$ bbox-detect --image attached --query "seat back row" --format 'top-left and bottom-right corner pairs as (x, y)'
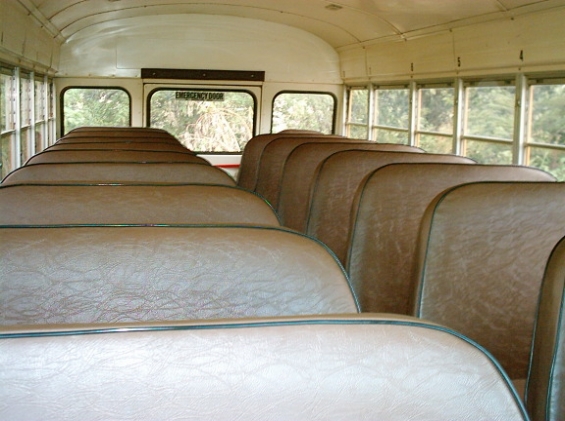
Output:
(0, 314), (529, 420)
(238, 130), (564, 420)
(0, 129), (529, 418)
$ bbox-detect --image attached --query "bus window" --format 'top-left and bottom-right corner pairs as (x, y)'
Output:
(149, 89), (255, 153)
(372, 87), (410, 144)
(416, 85), (454, 154)
(20, 72), (31, 163)
(526, 82), (565, 181)
(272, 92), (335, 134)
(62, 87), (131, 135)
(1, 69), (14, 179)
(463, 83), (515, 164)
(345, 87), (369, 139)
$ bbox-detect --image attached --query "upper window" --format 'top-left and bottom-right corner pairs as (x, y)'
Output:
(526, 81), (565, 181)
(149, 89), (256, 152)
(345, 87), (369, 139)
(272, 92), (335, 134)
(62, 87), (131, 135)
(373, 87), (410, 144)
(463, 82), (515, 164)
(416, 85), (454, 154)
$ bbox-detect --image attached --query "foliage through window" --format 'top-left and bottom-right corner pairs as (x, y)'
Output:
(272, 92), (335, 134)
(373, 88), (409, 144)
(150, 89), (255, 152)
(526, 83), (565, 180)
(417, 86), (454, 153)
(345, 88), (369, 139)
(63, 88), (130, 134)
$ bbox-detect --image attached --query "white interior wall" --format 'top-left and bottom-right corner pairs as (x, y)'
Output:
(57, 14), (342, 85)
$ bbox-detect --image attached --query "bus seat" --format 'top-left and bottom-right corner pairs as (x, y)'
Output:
(47, 141), (194, 153)
(237, 131), (326, 190)
(0, 314), (528, 420)
(306, 150), (474, 264)
(254, 136), (360, 208)
(1, 162), (236, 186)
(347, 163), (556, 315)
(54, 135), (182, 149)
(0, 184), (279, 226)
(0, 225), (357, 325)
(525, 235), (565, 421)
(24, 149), (211, 165)
(278, 142), (423, 231)
(412, 182), (565, 385)
(63, 126), (179, 140)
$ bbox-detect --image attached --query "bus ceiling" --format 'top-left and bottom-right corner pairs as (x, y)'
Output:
(2, 0), (565, 81)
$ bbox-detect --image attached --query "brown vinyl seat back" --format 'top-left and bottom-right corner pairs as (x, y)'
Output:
(25, 149), (210, 165)
(1, 162), (235, 185)
(57, 135), (182, 145)
(0, 184), (279, 226)
(278, 142), (423, 231)
(0, 314), (528, 421)
(347, 163), (556, 315)
(306, 150), (475, 264)
(525, 236), (565, 421)
(0, 225), (358, 325)
(413, 182), (565, 384)
(47, 141), (193, 153)
(63, 126), (178, 140)
(237, 131), (324, 190)
(254, 136), (356, 208)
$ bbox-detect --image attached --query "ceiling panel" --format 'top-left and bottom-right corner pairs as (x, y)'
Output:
(20, 0), (565, 48)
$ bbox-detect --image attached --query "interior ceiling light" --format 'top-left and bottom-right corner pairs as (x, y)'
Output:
(325, 4), (343, 11)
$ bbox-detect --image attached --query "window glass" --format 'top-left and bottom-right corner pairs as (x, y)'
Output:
(417, 86), (454, 153)
(0, 73), (11, 133)
(528, 147), (565, 181)
(465, 140), (512, 164)
(348, 125), (368, 139)
(419, 87), (453, 133)
(526, 83), (565, 181)
(349, 89), (368, 124)
(465, 85), (515, 140)
(373, 128), (409, 144)
(419, 134), (452, 154)
(150, 89), (255, 152)
(63, 88), (130, 134)
(1, 71), (15, 178)
(1, 133), (13, 179)
(529, 84), (565, 146)
(20, 74), (31, 128)
(35, 79), (44, 122)
(345, 88), (369, 139)
(272, 92), (335, 134)
(374, 88), (409, 129)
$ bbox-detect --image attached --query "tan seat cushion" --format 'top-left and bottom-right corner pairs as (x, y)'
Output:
(306, 150), (474, 264)
(1, 162), (235, 185)
(347, 163), (555, 314)
(413, 182), (565, 381)
(278, 142), (422, 231)
(525, 235), (565, 421)
(0, 314), (528, 420)
(0, 184), (278, 226)
(0, 226), (358, 324)
(25, 150), (209, 165)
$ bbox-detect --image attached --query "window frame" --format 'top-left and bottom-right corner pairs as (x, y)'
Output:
(271, 90), (337, 135)
(146, 86), (258, 154)
(60, 86), (132, 136)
